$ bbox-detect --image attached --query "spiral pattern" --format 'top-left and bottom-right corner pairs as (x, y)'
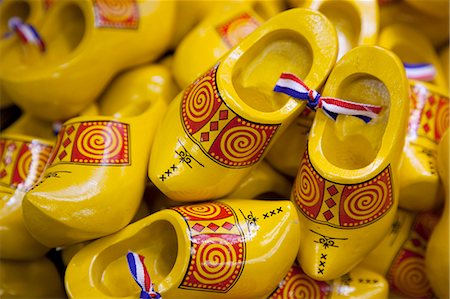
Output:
(193, 237), (239, 285)
(219, 126), (266, 163)
(343, 181), (389, 221)
(283, 273), (322, 299)
(392, 256), (431, 298)
(96, 0), (135, 22)
(185, 76), (216, 124)
(177, 203), (224, 220)
(17, 144), (51, 187)
(76, 125), (123, 160)
(435, 98), (449, 141)
(298, 161), (321, 208)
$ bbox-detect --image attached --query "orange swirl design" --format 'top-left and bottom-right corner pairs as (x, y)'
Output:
(298, 161), (321, 207)
(392, 256), (431, 298)
(96, 0), (135, 22)
(185, 77), (216, 124)
(219, 126), (266, 163)
(343, 181), (389, 221)
(193, 237), (238, 285)
(282, 273), (321, 299)
(435, 98), (449, 141)
(177, 203), (222, 220)
(76, 125), (123, 160)
(16, 145), (50, 188)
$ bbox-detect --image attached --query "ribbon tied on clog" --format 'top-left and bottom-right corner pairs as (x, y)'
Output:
(127, 251), (162, 299)
(6, 17), (45, 52)
(274, 73), (382, 123)
(403, 63), (436, 82)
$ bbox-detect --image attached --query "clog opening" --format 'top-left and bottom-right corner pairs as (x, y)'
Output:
(99, 95), (151, 118)
(44, 3), (85, 64)
(0, 0), (30, 34)
(321, 74), (390, 169)
(232, 30), (313, 112)
(318, 1), (361, 59)
(95, 220), (178, 297)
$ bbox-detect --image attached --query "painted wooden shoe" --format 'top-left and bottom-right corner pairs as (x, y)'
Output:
(379, 25), (449, 211)
(361, 209), (439, 298)
(0, 257), (66, 298)
(291, 45), (409, 280)
(149, 8), (338, 202)
(22, 64), (169, 247)
(228, 160), (292, 199)
(268, 263), (389, 299)
(425, 131), (449, 299)
(172, 2), (283, 89)
(65, 199), (300, 299)
(1, 0), (175, 121)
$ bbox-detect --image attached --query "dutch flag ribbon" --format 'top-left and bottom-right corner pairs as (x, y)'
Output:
(273, 73), (382, 123)
(403, 63), (436, 81)
(126, 251), (162, 299)
(8, 17), (46, 52)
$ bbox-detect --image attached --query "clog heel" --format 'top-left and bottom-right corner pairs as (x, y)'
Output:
(1, 0), (175, 121)
(361, 209), (439, 298)
(149, 8), (338, 202)
(65, 199), (300, 299)
(22, 64), (170, 248)
(0, 257), (66, 298)
(0, 113), (55, 260)
(269, 263), (389, 299)
(291, 45), (409, 280)
(425, 131), (449, 299)
(379, 24), (449, 211)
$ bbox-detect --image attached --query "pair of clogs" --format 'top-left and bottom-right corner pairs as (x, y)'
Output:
(0, 0), (175, 121)
(3, 63), (173, 251)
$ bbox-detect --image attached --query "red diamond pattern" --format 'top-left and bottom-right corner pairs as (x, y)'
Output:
(207, 222), (220, 232)
(327, 185), (338, 196)
(411, 238), (421, 248)
(219, 110), (229, 120)
(222, 222), (234, 230)
(425, 110), (433, 119)
(63, 138), (71, 147)
(192, 223), (205, 232)
(325, 198), (336, 208)
(58, 151), (67, 160)
(423, 123), (430, 133)
(323, 210), (334, 221)
(66, 125), (75, 135)
(210, 121), (219, 131)
(428, 96), (435, 105)
(200, 132), (210, 142)
(0, 169), (7, 178)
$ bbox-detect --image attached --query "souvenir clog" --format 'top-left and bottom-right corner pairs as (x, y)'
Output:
(22, 64), (169, 247)
(291, 45), (409, 280)
(425, 131), (449, 299)
(149, 8), (338, 202)
(228, 160), (292, 199)
(379, 26), (449, 211)
(0, 257), (66, 298)
(361, 209), (439, 298)
(268, 263), (389, 299)
(65, 199), (300, 299)
(172, 1), (284, 89)
(293, 0), (378, 58)
(1, 0), (175, 121)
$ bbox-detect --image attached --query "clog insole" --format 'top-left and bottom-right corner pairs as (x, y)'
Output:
(232, 31), (313, 112)
(321, 74), (390, 170)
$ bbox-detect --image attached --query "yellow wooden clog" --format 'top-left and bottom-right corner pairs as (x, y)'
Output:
(1, 0), (175, 121)
(425, 130), (449, 299)
(0, 257), (66, 298)
(291, 45), (409, 280)
(65, 199), (300, 299)
(361, 209), (439, 298)
(22, 64), (170, 248)
(149, 8), (338, 202)
(379, 25), (449, 211)
(268, 263), (389, 299)
(228, 160), (292, 199)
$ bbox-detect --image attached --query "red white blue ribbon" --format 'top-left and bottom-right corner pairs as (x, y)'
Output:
(8, 17), (45, 52)
(126, 251), (161, 299)
(404, 63), (436, 81)
(274, 73), (382, 123)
